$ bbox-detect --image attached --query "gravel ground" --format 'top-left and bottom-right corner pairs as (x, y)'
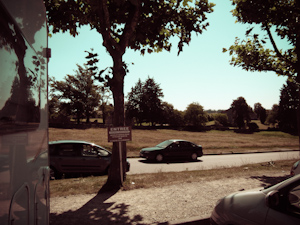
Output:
(50, 170), (289, 225)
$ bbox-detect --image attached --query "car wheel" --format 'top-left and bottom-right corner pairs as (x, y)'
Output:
(155, 154), (164, 162)
(50, 167), (62, 180)
(50, 167), (57, 180)
(191, 152), (198, 161)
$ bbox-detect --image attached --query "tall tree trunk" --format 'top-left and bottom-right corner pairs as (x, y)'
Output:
(296, 1), (300, 154)
(104, 55), (127, 189)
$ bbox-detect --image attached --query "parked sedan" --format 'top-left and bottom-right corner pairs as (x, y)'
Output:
(49, 140), (130, 179)
(210, 174), (300, 225)
(140, 139), (203, 162)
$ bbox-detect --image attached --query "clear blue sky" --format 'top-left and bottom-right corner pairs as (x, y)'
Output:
(48, 0), (289, 111)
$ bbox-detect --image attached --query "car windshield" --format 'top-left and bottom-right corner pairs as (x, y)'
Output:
(156, 140), (173, 148)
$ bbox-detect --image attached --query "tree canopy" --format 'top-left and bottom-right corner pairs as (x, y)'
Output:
(126, 77), (164, 125)
(254, 103), (267, 124)
(126, 78), (146, 125)
(184, 102), (207, 128)
(49, 65), (101, 124)
(224, 0), (298, 80)
(266, 104), (279, 126)
(279, 80), (299, 133)
(231, 97), (251, 129)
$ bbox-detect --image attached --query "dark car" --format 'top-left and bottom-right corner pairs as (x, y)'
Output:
(140, 139), (203, 162)
(49, 140), (130, 179)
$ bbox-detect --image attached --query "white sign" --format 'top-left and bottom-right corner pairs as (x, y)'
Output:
(107, 126), (132, 142)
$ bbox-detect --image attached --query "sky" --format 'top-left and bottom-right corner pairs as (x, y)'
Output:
(48, 0), (290, 111)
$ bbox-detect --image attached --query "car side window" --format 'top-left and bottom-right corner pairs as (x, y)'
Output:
(191, 143), (197, 148)
(288, 184), (300, 215)
(82, 144), (98, 157)
(58, 144), (77, 156)
(170, 142), (179, 149)
(97, 148), (109, 157)
(179, 142), (191, 149)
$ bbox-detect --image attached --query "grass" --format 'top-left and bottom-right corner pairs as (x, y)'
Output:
(50, 159), (297, 197)
(49, 127), (299, 157)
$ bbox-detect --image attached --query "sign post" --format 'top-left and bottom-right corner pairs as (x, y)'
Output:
(107, 126), (132, 183)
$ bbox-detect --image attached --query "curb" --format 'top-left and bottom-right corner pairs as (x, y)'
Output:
(128, 149), (300, 158)
(165, 216), (210, 225)
(204, 149), (300, 156)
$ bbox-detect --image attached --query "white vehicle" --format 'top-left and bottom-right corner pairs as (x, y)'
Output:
(0, 0), (50, 224)
(291, 160), (300, 176)
(210, 175), (300, 225)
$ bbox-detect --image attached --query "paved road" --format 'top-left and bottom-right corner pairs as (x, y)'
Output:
(127, 150), (300, 175)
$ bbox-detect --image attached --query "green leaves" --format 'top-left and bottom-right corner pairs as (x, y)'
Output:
(184, 102), (207, 127)
(227, 0), (298, 80)
(126, 77), (164, 125)
(49, 64), (102, 123)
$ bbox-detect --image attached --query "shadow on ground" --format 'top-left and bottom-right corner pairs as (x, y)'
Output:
(250, 174), (291, 187)
(50, 186), (145, 225)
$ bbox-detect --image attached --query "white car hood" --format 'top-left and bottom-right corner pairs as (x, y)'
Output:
(215, 188), (268, 225)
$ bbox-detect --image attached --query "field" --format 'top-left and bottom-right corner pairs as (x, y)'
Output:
(49, 127), (299, 157)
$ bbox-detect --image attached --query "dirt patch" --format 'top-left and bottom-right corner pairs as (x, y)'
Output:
(50, 171), (289, 225)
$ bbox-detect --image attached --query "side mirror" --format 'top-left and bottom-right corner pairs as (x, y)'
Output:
(266, 190), (280, 208)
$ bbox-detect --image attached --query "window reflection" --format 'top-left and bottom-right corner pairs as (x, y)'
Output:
(0, 0), (47, 134)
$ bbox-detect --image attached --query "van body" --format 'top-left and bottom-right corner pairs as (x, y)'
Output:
(0, 0), (49, 224)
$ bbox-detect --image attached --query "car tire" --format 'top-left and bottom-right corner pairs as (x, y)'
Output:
(191, 152), (198, 161)
(155, 154), (164, 162)
(50, 167), (57, 180)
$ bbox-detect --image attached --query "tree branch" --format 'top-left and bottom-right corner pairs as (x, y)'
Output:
(97, 0), (119, 56)
(264, 22), (295, 68)
(119, 0), (141, 54)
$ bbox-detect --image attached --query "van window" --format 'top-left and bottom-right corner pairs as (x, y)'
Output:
(58, 144), (77, 156)
(82, 144), (98, 157)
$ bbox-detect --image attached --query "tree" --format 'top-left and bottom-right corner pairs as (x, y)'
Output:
(214, 113), (229, 127)
(50, 65), (101, 124)
(159, 102), (185, 127)
(279, 80), (299, 133)
(125, 79), (144, 125)
(266, 104), (279, 127)
(223, 0), (300, 143)
(126, 77), (164, 126)
(254, 103), (267, 124)
(231, 97), (251, 129)
(46, 0), (215, 188)
(48, 95), (60, 120)
(141, 77), (164, 126)
(184, 102), (208, 128)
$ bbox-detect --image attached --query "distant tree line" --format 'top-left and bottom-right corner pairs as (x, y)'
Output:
(49, 64), (298, 134)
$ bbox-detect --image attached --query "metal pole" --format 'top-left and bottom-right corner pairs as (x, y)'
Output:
(119, 142), (123, 183)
